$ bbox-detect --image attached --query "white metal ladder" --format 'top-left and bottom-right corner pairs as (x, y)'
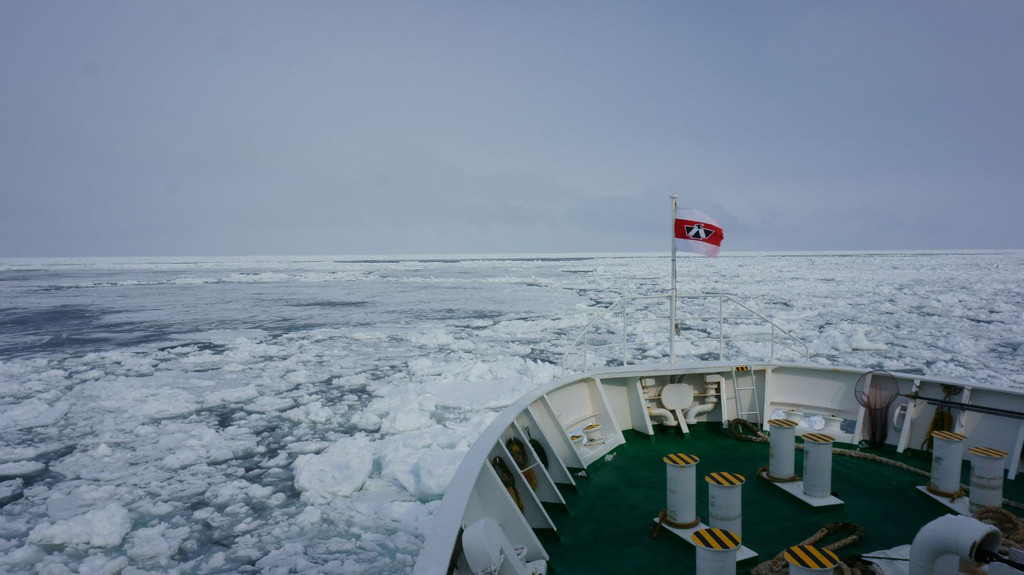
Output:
(732, 367), (761, 424)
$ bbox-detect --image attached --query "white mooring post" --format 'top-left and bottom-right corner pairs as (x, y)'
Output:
(767, 418), (798, 481)
(762, 420), (843, 508)
(969, 445), (1009, 513)
(929, 430), (967, 497)
(692, 527), (741, 575)
(801, 433), (836, 499)
(706, 472), (745, 537)
(664, 453), (700, 527)
(917, 430), (970, 513)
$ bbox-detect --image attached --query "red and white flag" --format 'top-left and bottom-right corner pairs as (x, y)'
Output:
(674, 208), (723, 258)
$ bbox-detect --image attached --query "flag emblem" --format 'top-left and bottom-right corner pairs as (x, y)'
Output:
(684, 223), (715, 241)
(674, 208), (723, 258)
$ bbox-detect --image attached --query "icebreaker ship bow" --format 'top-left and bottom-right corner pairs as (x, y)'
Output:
(413, 204), (1024, 575)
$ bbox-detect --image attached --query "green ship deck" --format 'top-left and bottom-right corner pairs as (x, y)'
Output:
(537, 424), (1024, 574)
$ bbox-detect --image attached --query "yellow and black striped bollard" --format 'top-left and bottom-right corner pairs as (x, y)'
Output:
(692, 527), (741, 575)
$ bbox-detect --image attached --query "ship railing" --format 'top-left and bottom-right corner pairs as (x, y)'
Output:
(561, 293), (809, 376)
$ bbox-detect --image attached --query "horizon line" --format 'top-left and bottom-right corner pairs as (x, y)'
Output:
(2, 248), (1023, 262)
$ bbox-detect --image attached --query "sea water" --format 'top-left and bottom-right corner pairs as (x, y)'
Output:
(1, 252), (1022, 574)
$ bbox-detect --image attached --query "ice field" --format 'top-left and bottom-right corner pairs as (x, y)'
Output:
(1, 252), (1023, 574)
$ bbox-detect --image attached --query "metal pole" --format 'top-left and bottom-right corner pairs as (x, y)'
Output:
(622, 298), (628, 366)
(670, 195), (678, 364)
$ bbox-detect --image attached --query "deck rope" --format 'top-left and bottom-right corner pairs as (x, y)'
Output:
(729, 418), (770, 444)
(651, 509), (701, 539)
(924, 483), (968, 501)
(974, 507), (1024, 550)
(750, 522), (865, 575)
(756, 465), (800, 483)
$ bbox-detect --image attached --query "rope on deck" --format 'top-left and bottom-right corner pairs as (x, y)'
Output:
(651, 509), (701, 539)
(975, 507), (1024, 550)
(749, 522), (864, 575)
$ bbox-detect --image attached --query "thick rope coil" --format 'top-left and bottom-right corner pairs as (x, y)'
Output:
(730, 418), (769, 443)
(974, 506), (1024, 550)
(756, 465), (801, 483)
(652, 509), (701, 539)
(925, 483), (968, 501)
(750, 522), (865, 575)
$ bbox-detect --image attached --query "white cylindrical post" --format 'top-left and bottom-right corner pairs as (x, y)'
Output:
(767, 419), (798, 481)
(706, 472), (745, 537)
(802, 433), (836, 498)
(785, 544), (839, 575)
(968, 446), (1008, 512)
(929, 431), (967, 497)
(664, 453), (700, 527)
(692, 528), (741, 575)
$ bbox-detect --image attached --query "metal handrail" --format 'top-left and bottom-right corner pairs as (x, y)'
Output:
(561, 293), (810, 375)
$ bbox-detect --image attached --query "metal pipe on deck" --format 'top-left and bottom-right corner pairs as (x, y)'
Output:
(909, 515), (1001, 575)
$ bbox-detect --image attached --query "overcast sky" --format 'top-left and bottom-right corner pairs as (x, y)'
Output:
(2, 2), (1022, 257)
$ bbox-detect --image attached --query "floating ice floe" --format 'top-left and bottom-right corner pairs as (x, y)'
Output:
(0, 400), (67, 430)
(284, 400), (337, 424)
(0, 479), (24, 505)
(28, 503), (132, 548)
(293, 435), (375, 502)
(0, 461), (46, 478)
(125, 523), (191, 564)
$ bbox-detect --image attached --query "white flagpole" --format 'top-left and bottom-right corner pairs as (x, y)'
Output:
(670, 195), (678, 364)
